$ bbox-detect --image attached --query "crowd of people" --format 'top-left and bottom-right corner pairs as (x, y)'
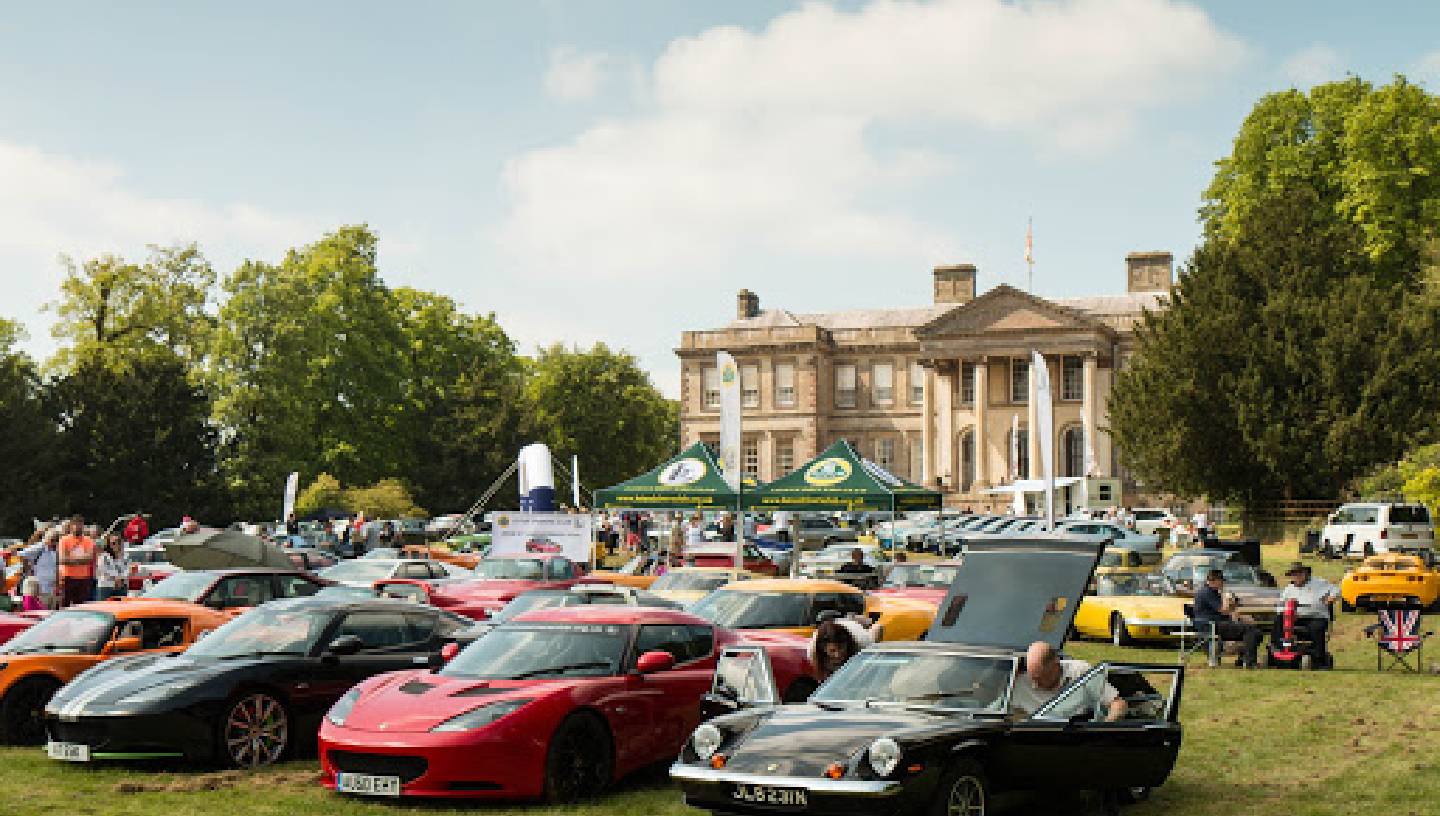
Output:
(5, 516), (136, 610)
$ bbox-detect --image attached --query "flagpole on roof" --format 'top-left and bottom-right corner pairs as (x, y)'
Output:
(1024, 216), (1034, 294)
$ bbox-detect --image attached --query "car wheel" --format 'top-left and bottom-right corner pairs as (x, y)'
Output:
(0, 676), (61, 745)
(1117, 786), (1152, 804)
(1110, 614), (1135, 647)
(543, 712), (613, 804)
(783, 677), (818, 703)
(219, 691), (290, 768)
(930, 757), (988, 816)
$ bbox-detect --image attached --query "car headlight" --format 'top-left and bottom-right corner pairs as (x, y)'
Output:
(326, 686), (361, 726)
(867, 737), (901, 777)
(430, 698), (531, 732)
(691, 723), (723, 760)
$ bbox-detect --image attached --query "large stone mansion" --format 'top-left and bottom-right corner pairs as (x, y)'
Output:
(675, 251), (1174, 509)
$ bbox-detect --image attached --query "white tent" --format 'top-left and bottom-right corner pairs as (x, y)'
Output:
(980, 478), (1086, 516)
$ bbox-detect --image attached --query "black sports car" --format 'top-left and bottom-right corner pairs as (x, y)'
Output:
(43, 597), (474, 768)
(671, 540), (1186, 815)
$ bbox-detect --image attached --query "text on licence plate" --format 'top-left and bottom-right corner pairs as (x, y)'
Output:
(46, 741), (90, 762)
(337, 773), (401, 796)
(732, 783), (808, 807)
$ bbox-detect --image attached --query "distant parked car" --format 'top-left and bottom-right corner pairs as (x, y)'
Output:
(1130, 507), (1177, 537)
(1320, 502), (1434, 559)
(1054, 520), (1161, 563)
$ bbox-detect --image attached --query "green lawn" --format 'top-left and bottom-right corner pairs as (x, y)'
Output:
(4, 542), (1433, 816)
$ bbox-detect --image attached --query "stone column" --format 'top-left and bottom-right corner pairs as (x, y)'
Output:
(920, 366), (934, 485)
(936, 365), (954, 486)
(1026, 356), (1040, 480)
(973, 359), (989, 488)
(1082, 354), (1098, 475)
(760, 431), (775, 483)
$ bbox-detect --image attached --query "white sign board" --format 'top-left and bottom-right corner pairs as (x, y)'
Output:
(487, 512), (595, 564)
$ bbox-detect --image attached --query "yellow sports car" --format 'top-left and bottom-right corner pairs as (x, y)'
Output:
(687, 578), (934, 641)
(1074, 573), (1190, 646)
(648, 566), (763, 606)
(1341, 554), (1440, 612)
(1094, 546), (1154, 578)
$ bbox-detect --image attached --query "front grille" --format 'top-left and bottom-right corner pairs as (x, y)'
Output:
(447, 781), (502, 791)
(49, 720), (109, 747)
(329, 750), (428, 783)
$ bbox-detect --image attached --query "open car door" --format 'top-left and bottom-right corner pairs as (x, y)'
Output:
(701, 645), (780, 720)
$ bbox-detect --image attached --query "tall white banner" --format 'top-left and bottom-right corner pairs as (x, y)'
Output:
(282, 471), (299, 521)
(717, 351), (742, 492)
(1031, 350), (1054, 529)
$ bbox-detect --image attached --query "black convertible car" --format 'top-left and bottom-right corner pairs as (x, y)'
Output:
(44, 597), (474, 768)
(671, 539), (1185, 815)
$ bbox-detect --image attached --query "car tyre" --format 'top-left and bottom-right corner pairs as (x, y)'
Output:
(1117, 786), (1152, 804)
(0, 675), (61, 745)
(218, 691), (290, 768)
(930, 757), (988, 816)
(1110, 613), (1135, 647)
(782, 677), (818, 703)
(543, 711), (613, 804)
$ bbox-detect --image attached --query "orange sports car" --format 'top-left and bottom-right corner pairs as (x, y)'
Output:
(0, 599), (228, 744)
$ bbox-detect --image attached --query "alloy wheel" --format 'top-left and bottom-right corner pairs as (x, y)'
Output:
(946, 775), (986, 816)
(223, 693), (288, 767)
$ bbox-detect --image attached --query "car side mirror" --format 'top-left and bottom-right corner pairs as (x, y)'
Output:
(327, 634), (364, 656)
(428, 642), (461, 670)
(110, 636), (142, 654)
(636, 650), (676, 674)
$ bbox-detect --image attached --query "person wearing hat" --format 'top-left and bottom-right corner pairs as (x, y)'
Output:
(1273, 562), (1338, 667)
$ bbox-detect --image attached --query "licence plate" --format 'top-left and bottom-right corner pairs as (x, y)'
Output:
(46, 741), (90, 762)
(732, 783), (808, 808)
(337, 773), (402, 797)
(1401, 533), (1418, 539)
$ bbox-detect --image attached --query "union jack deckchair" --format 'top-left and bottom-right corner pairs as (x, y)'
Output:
(1366, 606), (1432, 672)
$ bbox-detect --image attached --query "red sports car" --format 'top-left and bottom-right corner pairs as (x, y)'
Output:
(0, 612), (41, 645)
(375, 553), (593, 620)
(318, 606), (812, 802)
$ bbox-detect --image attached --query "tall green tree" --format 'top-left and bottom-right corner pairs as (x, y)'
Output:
(47, 244), (215, 372)
(523, 342), (678, 497)
(0, 319), (60, 534)
(1111, 77), (1440, 504)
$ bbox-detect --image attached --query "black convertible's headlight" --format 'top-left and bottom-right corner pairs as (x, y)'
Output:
(866, 737), (901, 777)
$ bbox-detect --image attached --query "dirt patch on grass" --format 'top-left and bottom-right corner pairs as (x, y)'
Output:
(115, 769), (319, 794)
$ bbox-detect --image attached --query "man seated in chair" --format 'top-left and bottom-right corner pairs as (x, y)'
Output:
(1273, 562), (1338, 667)
(1194, 568), (1262, 667)
(1009, 642), (1127, 721)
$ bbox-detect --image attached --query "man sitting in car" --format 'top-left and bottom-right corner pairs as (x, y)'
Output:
(1009, 642), (1127, 721)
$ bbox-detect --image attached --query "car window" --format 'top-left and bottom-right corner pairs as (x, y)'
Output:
(550, 558), (575, 579)
(812, 592), (865, 619)
(1389, 505), (1430, 524)
(213, 576), (274, 608)
(425, 562), (449, 579)
(398, 562), (431, 579)
(1034, 665), (1181, 724)
(1351, 507), (1380, 525)
(404, 613), (439, 644)
(274, 575), (319, 598)
(132, 617), (188, 649)
(334, 611), (423, 651)
(633, 623), (713, 665)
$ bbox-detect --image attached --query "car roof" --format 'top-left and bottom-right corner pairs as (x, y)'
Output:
(173, 567), (306, 577)
(721, 578), (859, 594)
(511, 605), (709, 626)
(262, 596), (450, 615)
(76, 599), (223, 619)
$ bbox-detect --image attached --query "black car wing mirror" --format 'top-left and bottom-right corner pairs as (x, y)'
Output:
(326, 634), (364, 656)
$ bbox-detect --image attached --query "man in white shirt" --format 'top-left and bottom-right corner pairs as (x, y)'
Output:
(1274, 562), (1338, 666)
(772, 510), (792, 543)
(1191, 509), (1209, 542)
(1008, 642), (1126, 721)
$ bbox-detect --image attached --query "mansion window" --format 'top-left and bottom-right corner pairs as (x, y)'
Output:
(959, 430), (975, 493)
(1009, 358), (1029, 404)
(835, 364), (857, 408)
(1009, 427), (1030, 479)
(1061, 356), (1084, 402)
(775, 440), (795, 475)
(909, 361), (925, 404)
(909, 438), (923, 483)
(875, 438), (896, 473)
(775, 362), (796, 407)
(702, 367), (720, 409)
(960, 362), (976, 406)
(873, 362), (894, 405)
(742, 440), (760, 480)
(741, 365), (760, 408)
(1062, 426), (1086, 477)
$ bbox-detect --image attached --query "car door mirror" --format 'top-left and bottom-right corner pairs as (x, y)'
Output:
(110, 635), (142, 654)
(636, 650), (676, 674)
(327, 634), (365, 656)
(428, 641), (461, 671)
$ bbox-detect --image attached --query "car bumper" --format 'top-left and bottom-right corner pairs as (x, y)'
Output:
(671, 763), (914, 816)
(45, 710), (213, 760)
(320, 722), (548, 800)
(1123, 618), (1189, 640)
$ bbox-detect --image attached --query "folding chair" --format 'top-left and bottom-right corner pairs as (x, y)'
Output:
(1365, 605), (1433, 672)
(1177, 604), (1222, 667)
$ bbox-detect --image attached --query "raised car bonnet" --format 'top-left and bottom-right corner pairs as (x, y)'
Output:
(926, 539), (1101, 651)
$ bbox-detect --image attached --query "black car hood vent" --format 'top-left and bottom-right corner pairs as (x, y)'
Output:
(398, 681), (437, 695)
(451, 684), (504, 697)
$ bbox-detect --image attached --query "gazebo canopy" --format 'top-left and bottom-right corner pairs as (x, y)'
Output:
(594, 442), (742, 510)
(742, 439), (942, 512)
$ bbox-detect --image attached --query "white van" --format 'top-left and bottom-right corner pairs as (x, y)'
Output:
(1319, 502), (1434, 559)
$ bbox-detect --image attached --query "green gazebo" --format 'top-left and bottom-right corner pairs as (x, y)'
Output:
(742, 439), (942, 512)
(593, 442), (742, 510)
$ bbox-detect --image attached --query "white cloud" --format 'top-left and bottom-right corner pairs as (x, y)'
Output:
(0, 140), (318, 360)
(492, 0), (1246, 394)
(1413, 49), (1440, 87)
(1281, 43), (1343, 87)
(544, 46), (616, 102)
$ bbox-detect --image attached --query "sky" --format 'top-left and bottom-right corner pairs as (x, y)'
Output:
(3, 0), (1439, 396)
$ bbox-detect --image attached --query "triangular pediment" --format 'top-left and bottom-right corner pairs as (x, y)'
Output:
(916, 284), (1111, 338)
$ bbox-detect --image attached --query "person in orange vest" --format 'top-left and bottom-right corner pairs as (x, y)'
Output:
(57, 516), (98, 608)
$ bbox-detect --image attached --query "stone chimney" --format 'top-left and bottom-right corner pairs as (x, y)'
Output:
(1125, 251), (1173, 293)
(736, 288), (760, 319)
(933, 264), (977, 305)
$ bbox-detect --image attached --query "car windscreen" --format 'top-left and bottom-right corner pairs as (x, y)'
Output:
(320, 561), (395, 583)
(1132, 510), (1166, 520)
(1390, 506), (1430, 524)
(883, 564), (958, 588)
(1095, 574), (1169, 597)
(652, 572), (732, 592)
(440, 622), (627, 679)
(495, 592), (578, 622)
(0, 609), (115, 655)
(475, 559), (546, 580)
(187, 607), (331, 658)
(689, 589), (811, 628)
(813, 650), (1015, 712)
(143, 571), (216, 602)
(126, 549), (169, 565)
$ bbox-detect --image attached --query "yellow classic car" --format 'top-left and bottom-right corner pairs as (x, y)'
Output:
(647, 566), (763, 606)
(687, 578), (934, 641)
(1094, 546), (1155, 578)
(1341, 554), (1440, 612)
(1074, 573), (1191, 646)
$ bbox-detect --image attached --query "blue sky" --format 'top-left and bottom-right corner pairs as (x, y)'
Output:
(2, 0), (1438, 395)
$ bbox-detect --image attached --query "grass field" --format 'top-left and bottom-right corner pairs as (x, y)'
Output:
(3, 542), (1434, 816)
